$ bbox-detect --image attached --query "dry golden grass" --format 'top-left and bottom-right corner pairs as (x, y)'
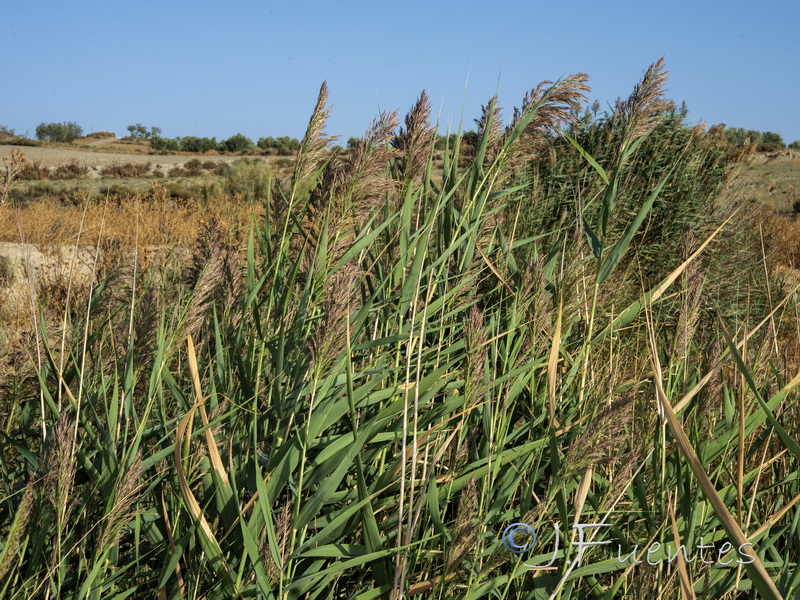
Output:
(757, 210), (800, 270)
(0, 185), (257, 250)
(0, 186), (261, 400)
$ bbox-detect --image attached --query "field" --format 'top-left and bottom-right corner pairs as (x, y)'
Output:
(2, 62), (800, 599)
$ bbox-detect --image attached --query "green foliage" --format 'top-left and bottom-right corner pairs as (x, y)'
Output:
(221, 158), (273, 200)
(725, 126), (763, 146)
(257, 135), (301, 154)
(434, 132), (458, 149)
(789, 140), (800, 150)
(150, 134), (220, 153)
(516, 109), (732, 289)
(35, 121), (83, 142)
(461, 129), (479, 148)
(126, 123), (161, 139)
(179, 136), (218, 153)
(761, 131), (786, 150)
(218, 132), (254, 153)
(726, 127), (787, 151)
(150, 136), (180, 152)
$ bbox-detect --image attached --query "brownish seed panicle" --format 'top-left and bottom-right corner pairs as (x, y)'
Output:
(263, 499), (293, 585)
(464, 306), (487, 407)
(508, 72), (591, 137)
(444, 476), (479, 578)
(315, 109), (400, 228)
(170, 219), (228, 356)
(475, 96), (504, 166)
(672, 269), (704, 362)
(41, 415), (77, 520)
(617, 57), (670, 144)
(308, 263), (360, 376)
(0, 481), (35, 580)
(293, 81), (337, 193)
(559, 392), (635, 485)
(392, 90), (436, 186)
(98, 451), (143, 553)
(502, 73), (591, 173)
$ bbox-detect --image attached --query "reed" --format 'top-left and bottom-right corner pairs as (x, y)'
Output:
(0, 59), (798, 599)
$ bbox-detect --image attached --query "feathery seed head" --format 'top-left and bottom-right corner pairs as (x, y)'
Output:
(293, 81), (337, 191)
(618, 57), (670, 143)
(392, 90), (436, 186)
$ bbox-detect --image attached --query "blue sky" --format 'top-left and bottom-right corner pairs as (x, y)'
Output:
(3, 1), (799, 144)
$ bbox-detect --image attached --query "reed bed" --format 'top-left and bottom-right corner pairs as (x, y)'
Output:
(0, 59), (799, 599)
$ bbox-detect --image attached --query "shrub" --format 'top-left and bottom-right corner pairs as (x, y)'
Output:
(223, 158), (274, 200)
(169, 166), (189, 177)
(183, 159), (203, 176)
(726, 127), (788, 152)
(166, 182), (196, 202)
(35, 121), (83, 142)
(179, 136), (218, 153)
(99, 183), (137, 198)
(435, 133), (459, 150)
(102, 162), (151, 178)
(760, 131), (786, 152)
(461, 130), (479, 149)
(52, 161), (89, 179)
(5, 137), (39, 147)
(150, 136), (180, 152)
(17, 181), (56, 199)
(85, 131), (116, 139)
(219, 133), (254, 153)
(789, 140), (800, 150)
(257, 136), (300, 155)
(19, 161), (50, 180)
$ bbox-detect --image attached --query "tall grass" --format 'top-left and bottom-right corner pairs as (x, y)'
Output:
(1, 60), (799, 599)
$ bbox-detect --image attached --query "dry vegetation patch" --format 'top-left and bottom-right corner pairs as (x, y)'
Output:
(0, 188), (255, 248)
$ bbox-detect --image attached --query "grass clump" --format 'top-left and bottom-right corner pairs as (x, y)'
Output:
(0, 61), (798, 600)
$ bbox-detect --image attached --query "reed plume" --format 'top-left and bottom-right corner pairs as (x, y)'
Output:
(98, 451), (143, 553)
(501, 73), (590, 174)
(0, 481), (35, 580)
(41, 414), (77, 521)
(559, 392), (635, 484)
(475, 96), (503, 167)
(293, 81), (337, 193)
(392, 90), (436, 186)
(617, 57), (670, 145)
(444, 476), (479, 577)
(170, 219), (231, 356)
(313, 110), (399, 230)
(308, 263), (360, 376)
(263, 499), (292, 585)
(464, 306), (487, 408)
